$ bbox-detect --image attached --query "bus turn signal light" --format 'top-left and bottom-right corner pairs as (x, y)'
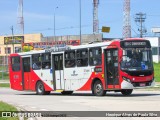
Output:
(122, 76), (131, 83)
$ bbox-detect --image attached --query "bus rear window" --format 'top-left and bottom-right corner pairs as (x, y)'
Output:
(11, 56), (20, 71)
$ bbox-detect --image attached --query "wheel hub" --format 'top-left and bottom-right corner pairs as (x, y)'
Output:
(96, 84), (102, 93)
(38, 84), (43, 93)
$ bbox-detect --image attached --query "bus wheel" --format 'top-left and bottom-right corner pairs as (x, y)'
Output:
(121, 89), (133, 96)
(93, 80), (105, 96)
(61, 91), (73, 95)
(36, 81), (45, 95)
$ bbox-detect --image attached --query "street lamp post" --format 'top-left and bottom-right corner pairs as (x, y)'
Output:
(54, 6), (58, 46)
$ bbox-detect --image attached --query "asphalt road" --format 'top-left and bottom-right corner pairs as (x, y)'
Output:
(0, 88), (160, 120)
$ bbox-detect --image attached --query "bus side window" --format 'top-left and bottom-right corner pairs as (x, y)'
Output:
(41, 53), (51, 69)
(65, 50), (76, 68)
(11, 56), (20, 71)
(32, 54), (41, 70)
(54, 56), (58, 70)
(76, 49), (88, 67)
(89, 47), (102, 66)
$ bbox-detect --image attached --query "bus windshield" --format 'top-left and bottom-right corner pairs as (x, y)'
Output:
(120, 48), (153, 71)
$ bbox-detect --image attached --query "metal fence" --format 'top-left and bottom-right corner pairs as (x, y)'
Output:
(0, 56), (9, 80)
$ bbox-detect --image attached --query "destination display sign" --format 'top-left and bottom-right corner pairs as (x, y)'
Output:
(120, 40), (151, 48)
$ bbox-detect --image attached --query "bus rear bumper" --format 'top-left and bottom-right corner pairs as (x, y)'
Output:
(121, 80), (155, 89)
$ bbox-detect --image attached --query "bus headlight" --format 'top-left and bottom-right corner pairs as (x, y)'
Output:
(122, 76), (131, 83)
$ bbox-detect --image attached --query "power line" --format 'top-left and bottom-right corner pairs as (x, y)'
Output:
(134, 12), (147, 38)
(148, 14), (160, 17)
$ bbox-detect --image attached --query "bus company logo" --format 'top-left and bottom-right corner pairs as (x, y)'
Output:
(13, 75), (19, 79)
(71, 70), (78, 76)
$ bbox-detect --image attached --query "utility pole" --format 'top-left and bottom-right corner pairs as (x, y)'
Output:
(93, 0), (99, 34)
(79, 0), (82, 45)
(54, 6), (58, 46)
(123, 0), (131, 38)
(135, 12), (147, 38)
(18, 0), (24, 52)
(11, 26), (15, 53)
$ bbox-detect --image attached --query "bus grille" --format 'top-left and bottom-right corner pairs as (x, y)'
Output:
(132, 80), (153, 87)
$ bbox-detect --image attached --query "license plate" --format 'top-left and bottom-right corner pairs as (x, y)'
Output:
(140, 83), (146, 87)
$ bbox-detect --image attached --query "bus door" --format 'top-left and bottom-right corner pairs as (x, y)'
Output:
(22, 56), (31, 90)
(52, 53), (64, 90)
(104, 48), (119, 89)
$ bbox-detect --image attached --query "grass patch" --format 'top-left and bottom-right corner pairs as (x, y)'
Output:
(153, 63), (160, 82)
(0, 65), (8, 71)
(0, 65), (9, 80)
(138, 87), (160, 91)
(0, 83), (10, 88)
(0, 101), (19, 120)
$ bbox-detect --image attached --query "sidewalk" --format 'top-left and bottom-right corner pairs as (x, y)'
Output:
(155, 82), (160, 87)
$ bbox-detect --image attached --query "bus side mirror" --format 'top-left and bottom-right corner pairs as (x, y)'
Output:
(50, 68), (52, 73)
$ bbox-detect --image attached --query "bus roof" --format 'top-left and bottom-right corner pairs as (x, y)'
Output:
(10, 38), (148, 56)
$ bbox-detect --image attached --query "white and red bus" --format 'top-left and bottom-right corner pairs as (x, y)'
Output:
(9, 38), (155, 96)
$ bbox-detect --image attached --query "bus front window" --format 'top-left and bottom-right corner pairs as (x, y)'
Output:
(120, 48), (153, 71)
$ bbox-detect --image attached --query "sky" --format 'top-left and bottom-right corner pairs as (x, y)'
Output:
(0, 0), (160, 38)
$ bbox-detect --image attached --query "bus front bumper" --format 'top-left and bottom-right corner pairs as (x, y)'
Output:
(121, 80), (155, 89)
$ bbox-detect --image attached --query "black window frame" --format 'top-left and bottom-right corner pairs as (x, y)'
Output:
(65, 50), (76, 68)
(41, 53), (51, 69)
(89, 47), (102, 66)
(11, 56), (20, 71)
(32, 54), (41, 70)
(76, 48), (88, 67)
(23, 57), (31, 72)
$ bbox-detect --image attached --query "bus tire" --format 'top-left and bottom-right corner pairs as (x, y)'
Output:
(36, 81), (45, 95)
(121, 89), (133, 96)
(45, 91), (51, 95)
(93, 80), (105, 96)
(61, 91), (73, 95)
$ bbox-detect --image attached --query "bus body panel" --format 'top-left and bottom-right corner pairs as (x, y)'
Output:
(9, 54), (53, 91)
(23, 72), (30, 90)
(29, 70), (53, 91)
(63, 66), (95, 90)
(9, 70), (23, 91)
(9, 54), (23, 91)
(22, 56), (31, 90)
(40, 69), (53, 91)
(104, 40), (121, 89)
(9, 38), (155, 94)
